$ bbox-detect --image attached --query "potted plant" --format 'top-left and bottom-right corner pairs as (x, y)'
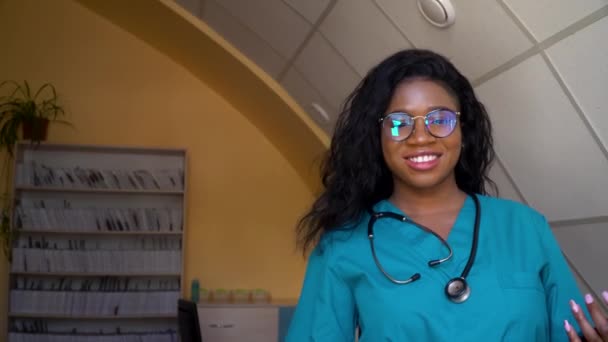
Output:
(0, 80), (70, 154)
(0, 80), (70, 262)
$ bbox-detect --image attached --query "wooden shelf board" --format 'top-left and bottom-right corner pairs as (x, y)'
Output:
(16, 229), (182, 236)
(8, 312), (177, 319)
(10, 271), (181, 277)
(15, 186), (183, 195)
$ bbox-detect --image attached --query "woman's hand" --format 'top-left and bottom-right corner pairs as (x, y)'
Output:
(565, 291), (608, 341)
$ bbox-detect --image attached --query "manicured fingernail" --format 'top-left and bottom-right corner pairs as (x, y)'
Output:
(565, 319), (572, 332)
(602, 291), (608, 303)
(570, 300), (579, 313)
(585, 293), (594, 304)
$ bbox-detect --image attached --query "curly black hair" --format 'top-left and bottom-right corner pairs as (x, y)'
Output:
(296, 49), (496, 252)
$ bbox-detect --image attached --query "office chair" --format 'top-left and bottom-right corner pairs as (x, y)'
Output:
(178, 299), (203, 342)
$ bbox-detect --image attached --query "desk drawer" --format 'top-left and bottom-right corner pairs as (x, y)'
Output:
(198, 307), (278, 342)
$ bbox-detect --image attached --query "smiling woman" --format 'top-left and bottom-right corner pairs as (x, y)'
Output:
(286, 49), (606, 341)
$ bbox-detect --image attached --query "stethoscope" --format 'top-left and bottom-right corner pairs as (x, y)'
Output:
(367, 193), (480, 304)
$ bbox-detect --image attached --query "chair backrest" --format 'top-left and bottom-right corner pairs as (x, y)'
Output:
(178, 299), (203, 342)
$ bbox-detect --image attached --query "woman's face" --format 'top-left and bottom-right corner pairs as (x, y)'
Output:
(380, 79), (462, 193)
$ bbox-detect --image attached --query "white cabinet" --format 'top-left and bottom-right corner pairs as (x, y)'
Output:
(198, 307), (278, 342)
(197, 302), (297, 342)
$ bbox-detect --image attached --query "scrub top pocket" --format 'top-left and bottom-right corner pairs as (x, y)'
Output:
(498, 272), (544, 293)
(496, 271), (548, 338)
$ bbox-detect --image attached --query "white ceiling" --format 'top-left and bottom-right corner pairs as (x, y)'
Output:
(175, 0), (608, 298)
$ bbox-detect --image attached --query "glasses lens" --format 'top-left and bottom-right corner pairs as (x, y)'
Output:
(383, 113), (413, 141)
(426, 110), (458, 138)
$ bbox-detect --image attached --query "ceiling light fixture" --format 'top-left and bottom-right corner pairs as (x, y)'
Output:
(417, 0), (456, 28)
(311, 102), (330, 122)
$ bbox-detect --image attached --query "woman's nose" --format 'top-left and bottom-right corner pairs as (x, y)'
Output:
(407, 117), (435, 144)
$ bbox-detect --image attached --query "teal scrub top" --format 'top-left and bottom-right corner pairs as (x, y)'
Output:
(286, 194), (590, 341)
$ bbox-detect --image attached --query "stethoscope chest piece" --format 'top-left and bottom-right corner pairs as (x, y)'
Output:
(445, 277), (470, 304)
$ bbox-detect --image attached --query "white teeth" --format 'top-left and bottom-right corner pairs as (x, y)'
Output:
(409, 155), (437, 163)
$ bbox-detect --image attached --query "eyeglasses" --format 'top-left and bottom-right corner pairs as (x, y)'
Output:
(379, 109), (460, 141)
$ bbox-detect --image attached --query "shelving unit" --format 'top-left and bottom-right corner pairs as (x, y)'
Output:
(10, 271), (182, 277)
(9, 313), (178, 319)
(16, 230), (183, 236)
(14, 186), (184, 195)
(6, 142), (187, 342)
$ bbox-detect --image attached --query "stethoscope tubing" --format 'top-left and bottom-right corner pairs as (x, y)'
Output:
(367, 193), (481, 298)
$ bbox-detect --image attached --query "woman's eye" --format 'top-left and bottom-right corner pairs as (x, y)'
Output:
(430, 119), (453, 125)
(394, 120), (413, 128)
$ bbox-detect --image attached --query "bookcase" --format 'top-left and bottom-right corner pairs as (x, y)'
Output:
(6, 142), (187, 342)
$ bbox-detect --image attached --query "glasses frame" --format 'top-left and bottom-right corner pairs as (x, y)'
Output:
(379, 108), (461, 141)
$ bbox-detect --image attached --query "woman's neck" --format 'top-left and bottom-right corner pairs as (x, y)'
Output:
(389, 179), (466, 217)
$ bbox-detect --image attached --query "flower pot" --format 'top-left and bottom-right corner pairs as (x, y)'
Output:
(22, 118), (49, 141)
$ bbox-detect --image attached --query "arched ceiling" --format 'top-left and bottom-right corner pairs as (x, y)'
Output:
(178, 0), (608, 226)
(175, 0), (608, 213)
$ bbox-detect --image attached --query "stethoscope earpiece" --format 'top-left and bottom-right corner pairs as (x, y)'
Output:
(428, 260), (441, 267)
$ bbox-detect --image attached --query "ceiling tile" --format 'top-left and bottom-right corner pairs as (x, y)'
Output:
(553, 221), (608, 298)
(202, 1), (287, 78)
(320, 0), (412, 76)
(475, 55), (608, 221)
(546, 16), (608, 149)
(293, 32), (361, 111)
(281, 67), (338, 134)
(283, 0), (330, 24)
(175, 0), (203, 17)
(487, 160), (525, 203)
(504, 0), (608, 41)
(213, 0), (311, 58)
(375, 0), (532, 80)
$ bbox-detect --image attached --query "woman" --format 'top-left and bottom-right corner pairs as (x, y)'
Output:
(286, 49), (608, 341)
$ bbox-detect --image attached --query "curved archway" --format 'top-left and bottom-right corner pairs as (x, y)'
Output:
(76, 0), (330, 191)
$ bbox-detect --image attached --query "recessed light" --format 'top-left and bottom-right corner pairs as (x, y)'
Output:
(417, 0), (455, 28)
(311, 102), (330, 122)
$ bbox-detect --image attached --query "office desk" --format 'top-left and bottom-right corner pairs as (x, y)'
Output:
(197, 300), (296, 342)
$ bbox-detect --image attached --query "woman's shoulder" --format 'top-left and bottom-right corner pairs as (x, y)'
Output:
(476, 194), (553, 242)
(477, 194), (545, 221)
(314, 218), (369, 259)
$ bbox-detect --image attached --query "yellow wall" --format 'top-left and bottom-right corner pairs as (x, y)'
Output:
(0, 0), (314, 335)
